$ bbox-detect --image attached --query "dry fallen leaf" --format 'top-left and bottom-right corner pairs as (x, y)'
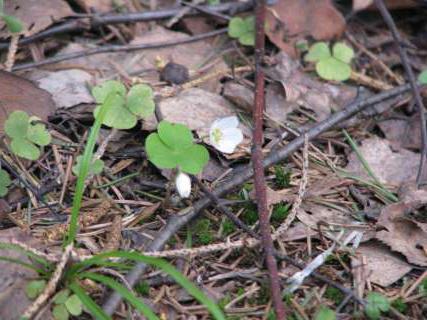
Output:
(0, 71), (56, 134)
(265, 0), (345, 57)
(376, 193), (427, 266)
(353, 241), (412, 287)
(353, 0), (418, 11)
(27, 69), (94, 109)
(345, 137), (419, 187)
(0, 0), (74, 38)
(0, 228), (45, 320)
(378, 114), (421, 151)
(74, 0), (116, 12)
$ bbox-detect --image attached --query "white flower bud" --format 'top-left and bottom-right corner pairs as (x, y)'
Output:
(175, 172), (191, 198)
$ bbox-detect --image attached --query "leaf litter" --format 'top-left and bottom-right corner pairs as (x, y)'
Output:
(1, 0), (427, 319)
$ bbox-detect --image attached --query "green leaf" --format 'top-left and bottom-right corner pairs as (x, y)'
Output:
(72, 155), (104, 176)
(0, 168), (11, 197)
(316, 57), (351, 81)
(5, 111), (29, 139)
(127, 84), (155, 119)
(418, 70), (427, 84)
(53, 289), (70, 304)
(177, 144), (209, 174)
(10, 137), (40, 160)
(69, 282), (111, 320)
(365, 292), (390, 320)
(92, 80), (126, 104)
(2, 15), (23, 33)
(93, 93), (137, 129)
(80, 272), (159, 320)
(27, 123), (51, 146)
(145, 133), (178, 169)
(332, 42), (354, 64)
(25, 280), (46, 299)
(305, 42), (331, 62)
(158, 121), (193, 150)
(52, 304), (69, 320)
(315, 306), (336, 320)
(65, 294), (83, 316)
(228, 16), (255, 46)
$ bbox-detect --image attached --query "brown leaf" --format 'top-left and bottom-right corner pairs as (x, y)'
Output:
(0, 0), (74, 38)
(0, 228), (44, 319)
(223, 81), (254, 112)
(378, 114), (421, 151)
(265, 0), (345, 57)
(353, 241), (412, 287)
(0, 71), (56, 134)
(353, 0), (418, 11)
(376, 196), (427, 266)
(345, 137), (419, 187)
(74, 0), (115, 12)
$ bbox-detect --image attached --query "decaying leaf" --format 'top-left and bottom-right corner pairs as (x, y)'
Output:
(0, 228), (44, 319)
(345, 137), (419, 187)
(27, 69), (94, 109)
(376, 190), (427, 266)
(265, 0), (345, 57)
(352, 241), (412, 287)
(0, 0), (74, 38)
(378, 114), (421, 151)
(352, 0), (418, 11)
(0, 71), (56, 134)
(223, 81), (254, 113)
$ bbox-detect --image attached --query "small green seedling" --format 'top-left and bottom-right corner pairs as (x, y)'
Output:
(305, 42), (354, 81)
(145, 120), (209, 174)
(92, 80), (155, 130)
(314, 306), (336, 320)
(51, 289), (83, 320)
(72, 155), (104, 176)
(0, 168), (11, 197)
(228, 16), (255, 46)
(0, 0), (23, 33)
(365, 292), (390, 320)
(418, 70), (427, 84)
(4, 111), (51, 160)
(25, 279), (47, 299)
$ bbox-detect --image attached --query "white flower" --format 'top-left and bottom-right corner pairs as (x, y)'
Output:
(209, 116), (243, 154)
(175, 172), (191, 198)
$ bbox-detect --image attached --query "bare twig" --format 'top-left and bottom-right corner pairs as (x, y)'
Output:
(3, 34), (20, 71)
(22, 244), (73, 319)
(102, 83), (411, 315)
(374, 0), (427, 187)
(252, 1), (285, 317)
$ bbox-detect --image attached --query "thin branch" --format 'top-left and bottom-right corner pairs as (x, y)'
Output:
(374, 0), (427, 187)
(101, 83), (412, 315)
(12, 28), (227, 71)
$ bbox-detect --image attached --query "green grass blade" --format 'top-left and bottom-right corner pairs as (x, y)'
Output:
(69, 281), (111, 320)
(0, 256), (47, 275)
(79, 272), (159, 320)
(0, 242), (51, 270)
(70, 251), (227, 320)
(65, 94), (114, 246)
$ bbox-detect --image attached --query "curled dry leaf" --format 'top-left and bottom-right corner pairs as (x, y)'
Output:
(376, 188), (427, 266)
(0, 0), (74, 38)
(345, 137), (419, 187)
(265, 0), (345, 57)
(352, 241), (412, 287)
(0, 71), (56, 134)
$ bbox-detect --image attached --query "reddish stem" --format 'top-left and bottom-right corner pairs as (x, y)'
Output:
(252, 1), (286, 319)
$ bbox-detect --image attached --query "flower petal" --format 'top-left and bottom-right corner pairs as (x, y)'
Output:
(211, 116), (239, 131)
(175, 172), (191, 198)
(216, 128), (243, 154)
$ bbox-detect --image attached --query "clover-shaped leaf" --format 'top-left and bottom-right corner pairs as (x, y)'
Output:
(52, 304), (69, 320)
(315, 306), (336, 320)
(145, 121), (209, 174)
(25, 280), (46, 299)
(93, 81), (155, 130)
(53, 289), (70, 304)
(0, 168), (11, 197)
(365, 292), (390, 320)
(418, 70), (427, 84)
(65, 294), (83, 316)
(4, 111), (51, 160)
(72, 155), (104, 176)
(228, 16), (255, 46)
(305, 42), (354, 82)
